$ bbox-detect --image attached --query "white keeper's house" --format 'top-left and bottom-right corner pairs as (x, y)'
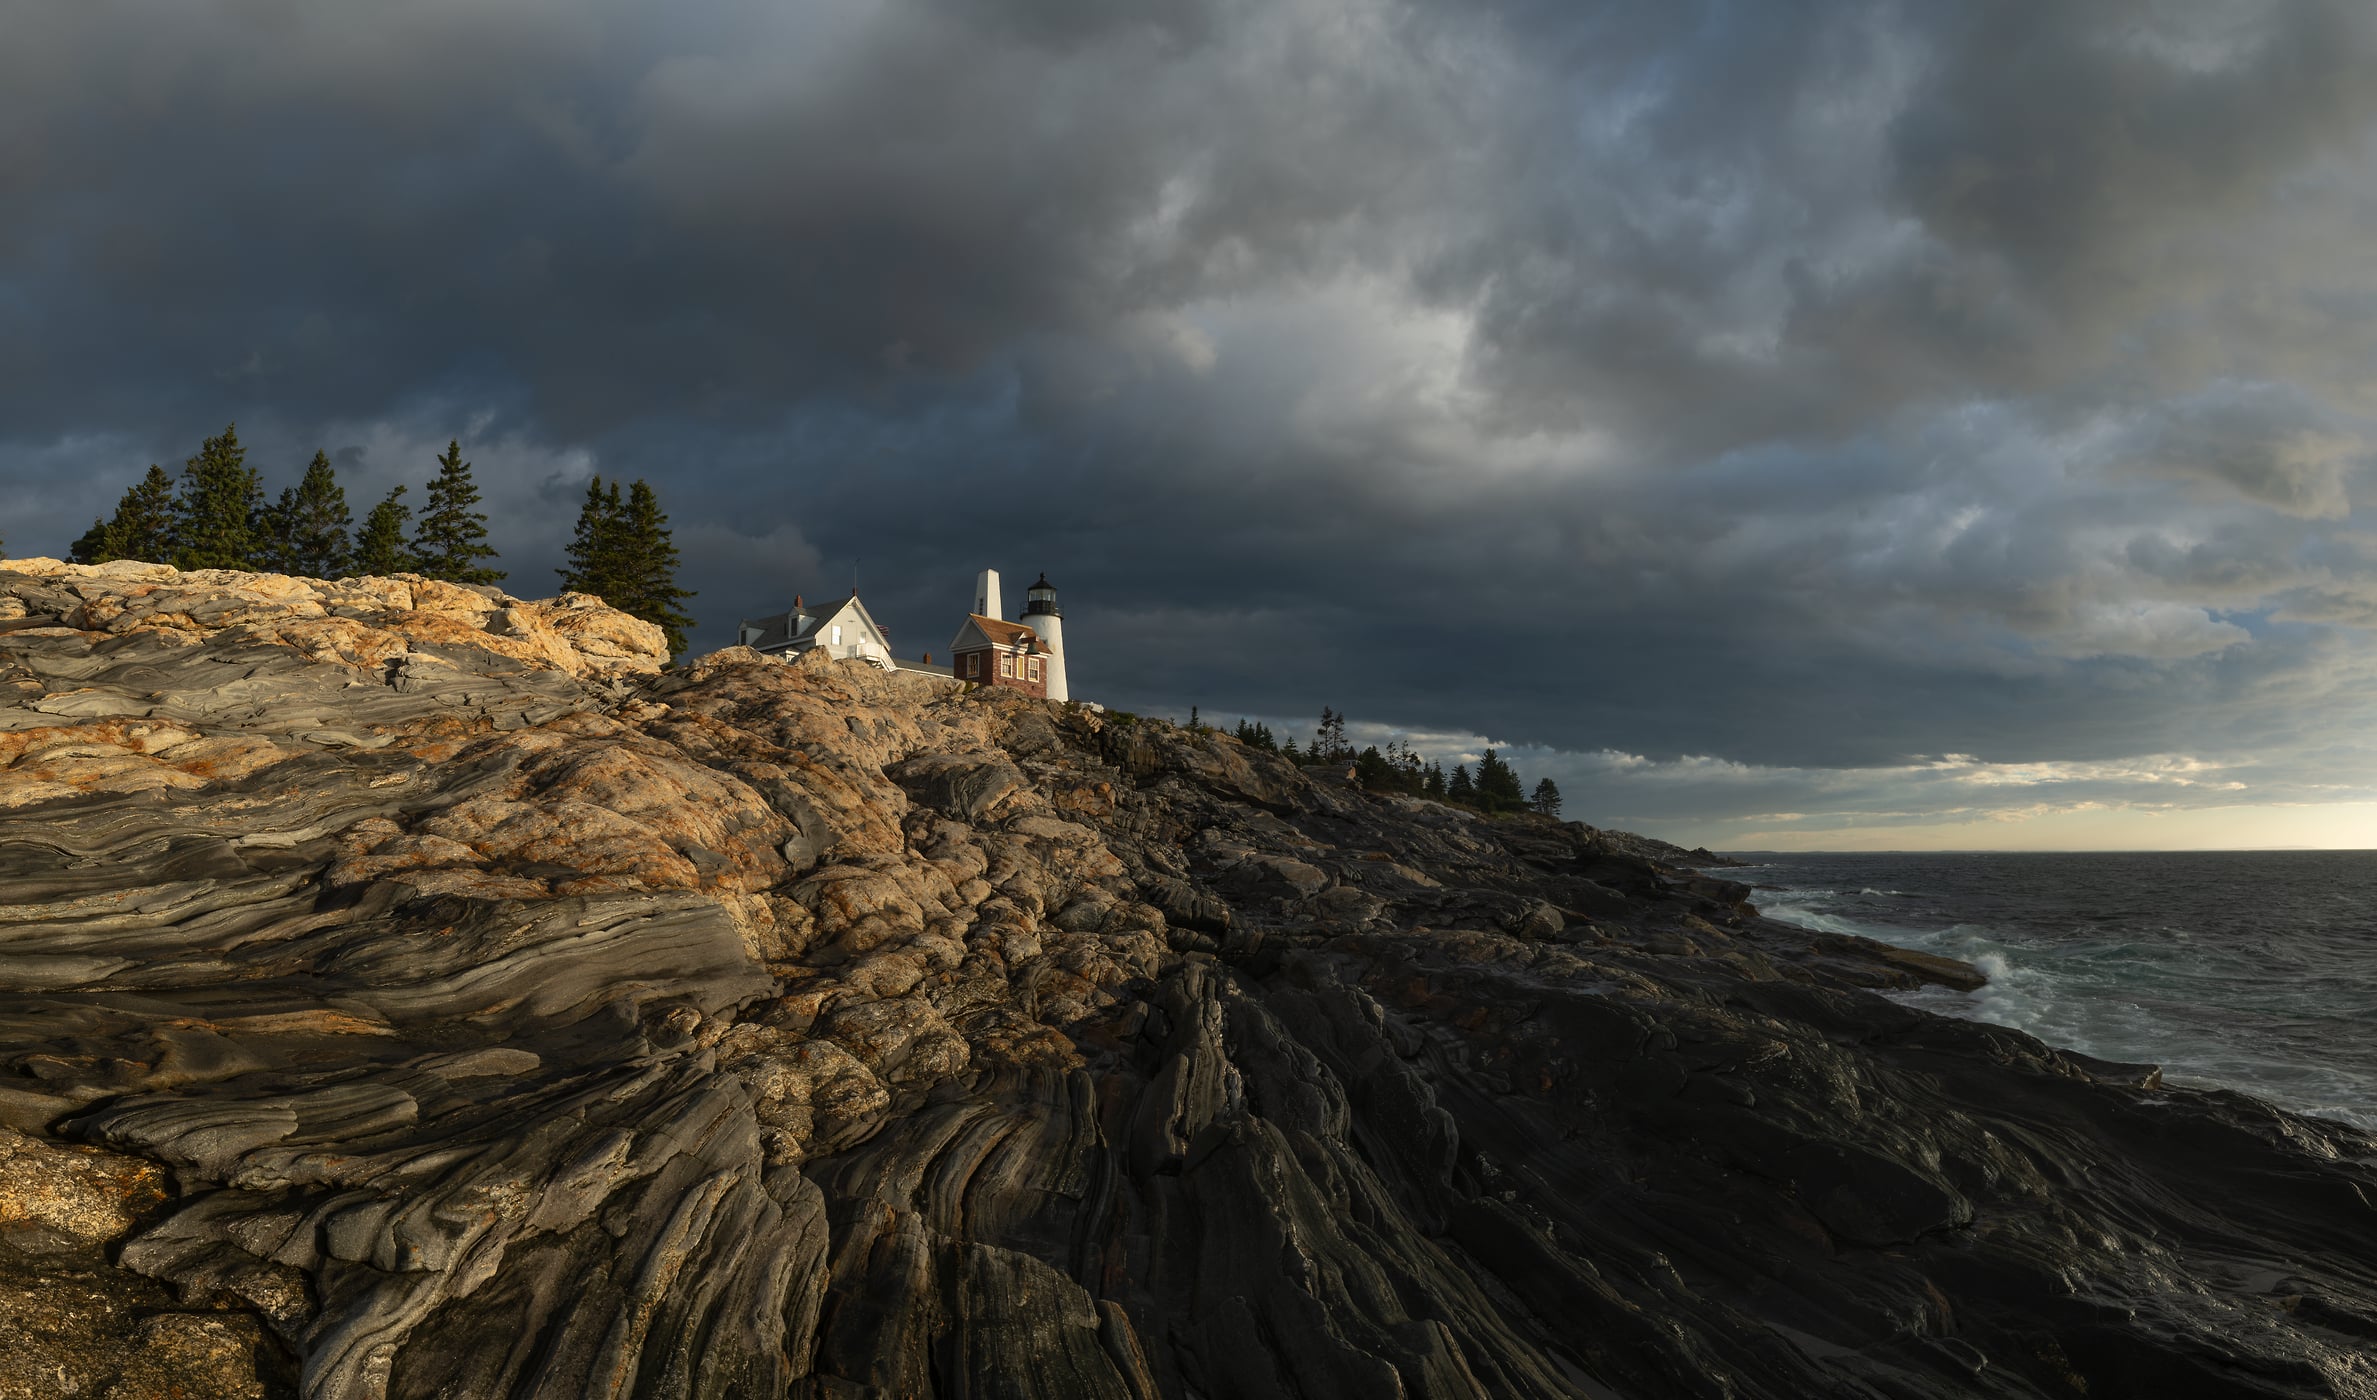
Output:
(735, 592), (900, 668)
(736, 568), (1070, 700)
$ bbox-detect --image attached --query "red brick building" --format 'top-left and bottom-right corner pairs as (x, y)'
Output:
(949, 614), (1051, 696)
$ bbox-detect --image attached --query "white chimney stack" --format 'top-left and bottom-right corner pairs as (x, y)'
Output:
(974, 569), (1002, 620)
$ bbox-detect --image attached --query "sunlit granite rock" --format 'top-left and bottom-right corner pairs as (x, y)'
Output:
(1, 560), (2372, 1399)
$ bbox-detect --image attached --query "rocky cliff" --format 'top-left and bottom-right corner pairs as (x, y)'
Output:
(2, 560), (2374, 1400)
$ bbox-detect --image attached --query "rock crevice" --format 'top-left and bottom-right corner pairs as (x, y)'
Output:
(1, 562), (2374, 1399)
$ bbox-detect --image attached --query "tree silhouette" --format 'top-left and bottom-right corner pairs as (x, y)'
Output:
(267, 452), (353, 577)
(172, 425), (262, 570)
(1475, 747), (1526, 813)
(354, 486), (416, 576)
(73, 465), (178, 564)
(1316, 706), (1349, 762)
(410, 441), (503, 584)
(558, 475), (696, 657)
(615, 480), (696, 658)
(556, 477), (628, 602)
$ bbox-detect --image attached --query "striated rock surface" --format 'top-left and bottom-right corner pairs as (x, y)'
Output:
(2, 560), (2375, 1399)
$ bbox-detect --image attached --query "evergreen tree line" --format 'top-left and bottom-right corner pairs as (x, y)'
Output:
(1231, 707), (1563, 817)
(72, 425), (502, 584)
(65, 426), (700, 657)
(555, 476), (697, 658)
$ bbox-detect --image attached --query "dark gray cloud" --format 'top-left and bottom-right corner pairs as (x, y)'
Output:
(9, 0), (2377, 847)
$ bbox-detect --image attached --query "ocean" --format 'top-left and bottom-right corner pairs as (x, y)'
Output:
(1724, 850), (2377, 1132)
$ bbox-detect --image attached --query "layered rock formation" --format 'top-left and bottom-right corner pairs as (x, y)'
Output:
(3, 559), (2374, 1400)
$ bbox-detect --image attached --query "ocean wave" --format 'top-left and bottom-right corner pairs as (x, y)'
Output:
(1752, 869), (2376, 1133)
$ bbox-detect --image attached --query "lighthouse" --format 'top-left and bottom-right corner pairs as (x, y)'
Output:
(1018, 572), (1069, 701)
(748, 564), (1073, 694)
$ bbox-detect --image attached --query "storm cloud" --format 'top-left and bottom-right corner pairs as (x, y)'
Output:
(9, 0), (2377, 848)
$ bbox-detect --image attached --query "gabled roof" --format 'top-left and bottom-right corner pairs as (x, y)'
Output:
(742, 593), (887, 651)
(951, 613), (1041, 651)
(737, 609), (808, 648)
(833, 593), (889, 637)
(740, 599), (820, 632)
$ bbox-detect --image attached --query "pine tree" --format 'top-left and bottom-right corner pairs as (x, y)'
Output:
(411, 441), (504, 584)
(1531, 777), (1563, 818)
(1424, 762), (1447, 800)
(556, 477), (629, 602)
(73, 465), (178, 563)
(121, 465), (181, 560)
(354, 486), (415, 575)
(1282, 736), (1302, 761)
(251, 490), (294, 575)
(1316, 706), (1349, 762)
(277, 452), (353, 577)
(1446, 763), (1475, 805)
(614, 480), (695, 658)
(172, 426), (264, 570)
(1475, 747), (1526, 814)
(69, 520), (108, 564)
(116, 465), (181, 562)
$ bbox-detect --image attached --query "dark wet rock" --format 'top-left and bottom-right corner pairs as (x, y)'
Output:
(3, 561), (2376, 1399)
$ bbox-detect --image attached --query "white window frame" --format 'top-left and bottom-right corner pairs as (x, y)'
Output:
(999, 653), (1014, 678)
(831, 624), (843, 646)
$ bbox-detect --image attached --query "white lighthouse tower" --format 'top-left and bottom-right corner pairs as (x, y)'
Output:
(1019, 572), (1068, 701)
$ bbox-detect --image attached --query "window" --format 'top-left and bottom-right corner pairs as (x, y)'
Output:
(831, 625), (842, 646)
(1028, 658), (1042, 681)
(999, 654), (1014, 678)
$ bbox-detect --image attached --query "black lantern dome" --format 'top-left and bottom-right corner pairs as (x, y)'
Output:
(1023, 573), (1061, 618)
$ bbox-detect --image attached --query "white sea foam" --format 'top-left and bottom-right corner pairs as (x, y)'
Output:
(1755, 867), (2377, 1133)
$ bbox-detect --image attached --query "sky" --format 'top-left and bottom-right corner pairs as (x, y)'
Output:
(8, 0), (2377, 851)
